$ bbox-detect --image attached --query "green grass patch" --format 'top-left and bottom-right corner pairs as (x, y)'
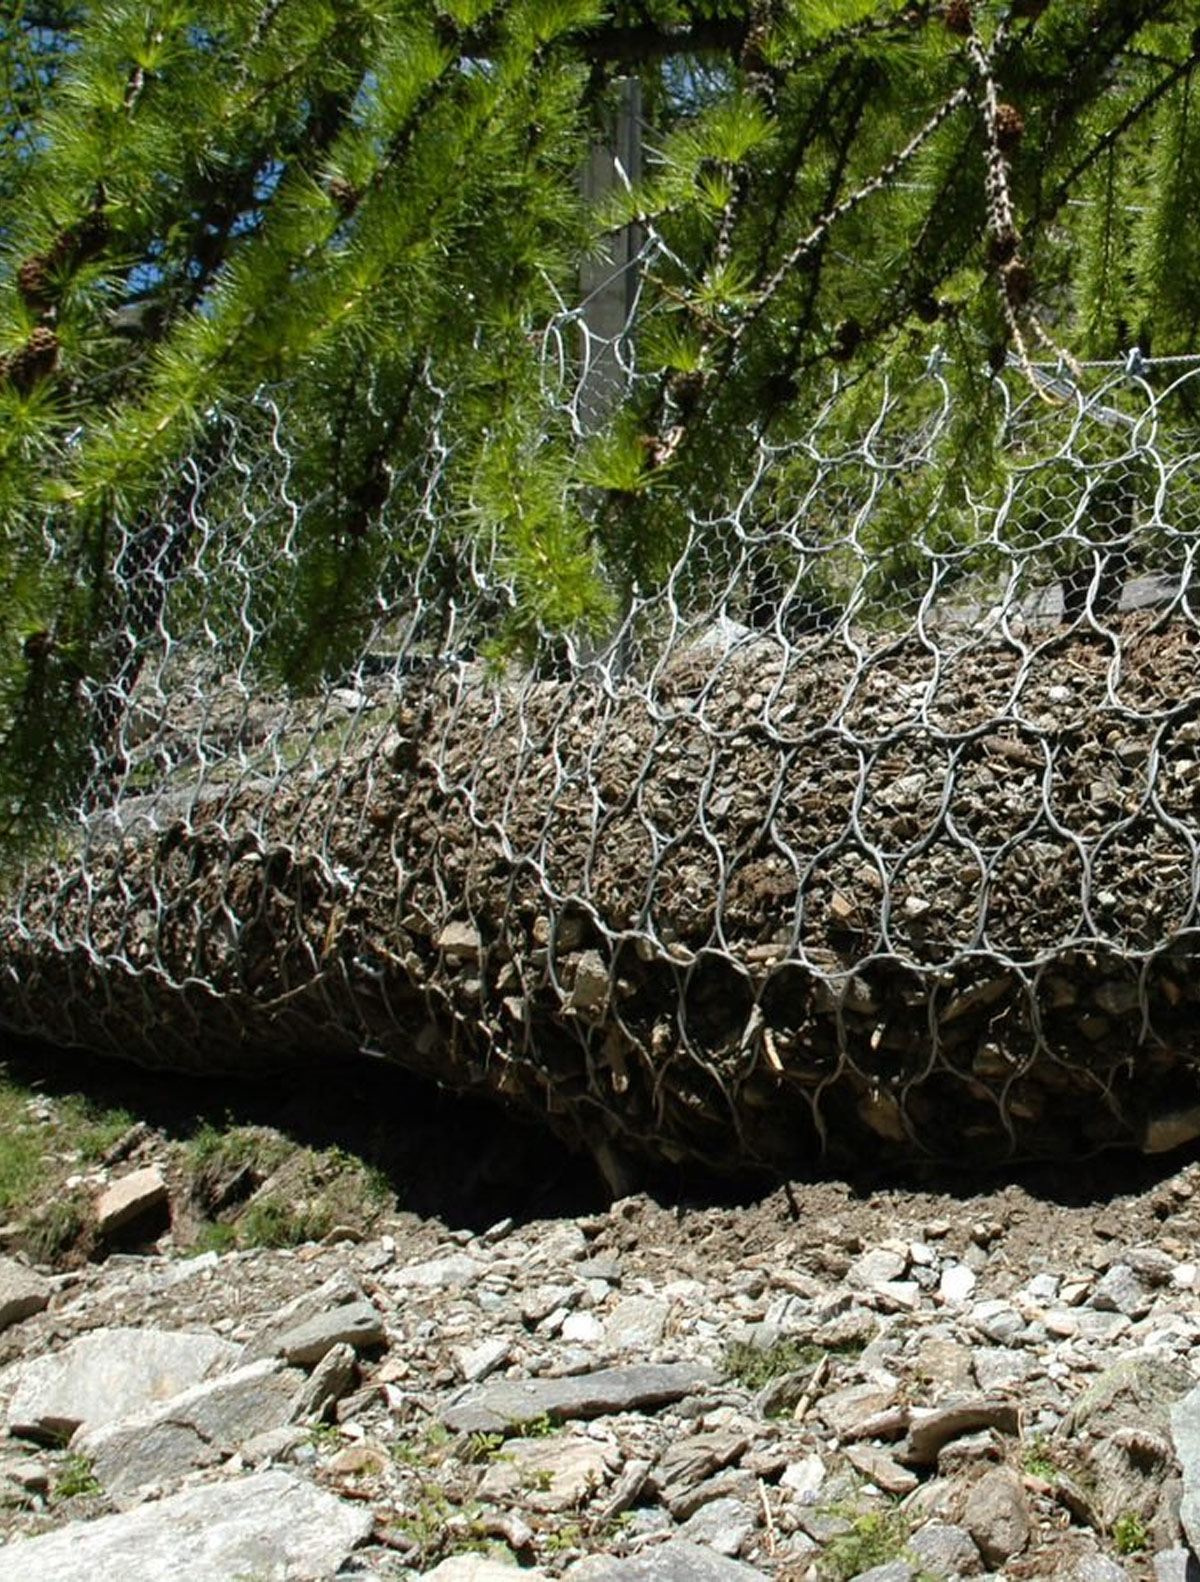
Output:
(820, 1505), (912, 1581)
(723, 1336), (826, 1390)
(0, 1080), (45, 1216)
(1112, 1511), (1149, 1554)
(51, 1452), (102, 1503)
(181, 1119), (291, 1180)
(235, 1196), (333, 1249)
(56, 1093), (134, 1162)
(0, 1070), (134, 1240)
(25, 1191), (92, 1265)
(1022, 1432), (1059, 1482)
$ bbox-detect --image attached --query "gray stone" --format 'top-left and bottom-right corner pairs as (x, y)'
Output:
(422, 1558), (549, 1580)
(576, 1257), (622, 1284)
(843, 1443), (920, 1495)
(900, 1399), (1020, 1466)
(602, 1295), (668, 1352)
(275, 1299), (385, 1365)
(241, 1423), (309, 1464)
(453, 1337), (512, 1384)
(0, 1257), (50, 1331)
(384, 1252), (486, 1292)
(562, 1311), (605, 1344)
(1091, 1264), (1153, 1319)
(441, 1362), (717, 1434)
(667, 1469), (758, 1523)
(849, 1248), (908, 1289)
(242, 1268), (364, 1362)
(288, 1339), (357, 1422)
(819, 1378), (902, 1440)
(963, 1465), (1031, 1565)
(972, 1347), (1034, 1391)
(1170, 1383), (1200, 1557)
(93, 1165), (168, 1237)
(568, 950), (610, 1014)
(521, 1283), (575, 1325)
(654, 1429), (750, 1512)
(0, 1467), (372, 1580)
(907, 1520), (982, 1577)
(7, 1326), (238, 1443)
(437, 920), (482, 960)
(938, 1264), (977, 1304)
(1153, 1548), (1200, 1580)
(73, 1357), (304, 1495)
(967, 1299), (1025, 1345)
(1047, 1309), (1132, 1341)
(677, 1494), (756, 1556)
(1071, 1553), (1132, 1581)
(1086, 1425), (1174, 1529)
(850, 1564), (916, 1582)
(478, 1433), (617, 1512)
(780, 1454), (826, 1496)
(1125, 1247), (1178, 1287)
(566, 1539), (768, 1578)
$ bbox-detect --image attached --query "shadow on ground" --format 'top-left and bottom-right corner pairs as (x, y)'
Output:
(5, 1034), (1200, 1232)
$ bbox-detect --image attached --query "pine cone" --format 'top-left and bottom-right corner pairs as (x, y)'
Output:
(5, 326), (60, 394)
(943, 0), (972, 36)
(16, 254), (56, 314)
(995, 103), (1026, 154)
(70, 209), (110, 261)
(1001, 256), (1033, 306)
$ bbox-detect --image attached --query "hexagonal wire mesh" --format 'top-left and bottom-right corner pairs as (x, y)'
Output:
(5, 280), (1200, 1182)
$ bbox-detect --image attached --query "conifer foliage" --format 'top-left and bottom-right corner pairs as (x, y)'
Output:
(1, 1), (1199, 847)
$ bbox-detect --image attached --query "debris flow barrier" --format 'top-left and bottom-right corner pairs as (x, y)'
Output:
(6, 351), (1200, 1186)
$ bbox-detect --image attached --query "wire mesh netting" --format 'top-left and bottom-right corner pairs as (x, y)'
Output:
(5, 335), (1200, 1186)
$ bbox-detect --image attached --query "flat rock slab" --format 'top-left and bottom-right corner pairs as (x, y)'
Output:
(275, 1299), (385, 1366)
(73, 1357), (304, 1495)
(442, 1362), (717, 1434)
(242, 1268), (365, 1363)
(94, 1166), (168, 1237)
(899, 1398), (1021, 1466)
(479, 1433), (619, 1512)
(566, 1539), (768, 1578)
(424, 1558), (551, 1580)
(0, 1467), (372, 1581)
(0, 1258), (50, 1332)
(7, 1326), (238, 1443)
(384, 1252), (488, 1292)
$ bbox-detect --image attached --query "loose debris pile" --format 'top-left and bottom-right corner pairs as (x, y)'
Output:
(5, 602), (1200, 1185)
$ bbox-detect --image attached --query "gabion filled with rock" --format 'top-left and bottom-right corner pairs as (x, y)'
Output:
(6, 357), (1200, 1187)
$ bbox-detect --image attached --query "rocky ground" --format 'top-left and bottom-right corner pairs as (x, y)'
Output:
(2, 1046), (1200, 1579)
